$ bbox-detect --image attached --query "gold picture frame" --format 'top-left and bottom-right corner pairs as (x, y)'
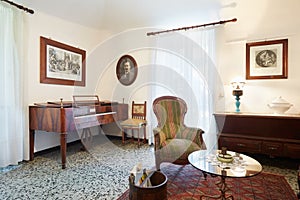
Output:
(40, 36), (86, 86)
(246, 39), (288, 80)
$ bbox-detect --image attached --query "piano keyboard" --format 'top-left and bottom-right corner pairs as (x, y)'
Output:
(74, 111), (117, 119)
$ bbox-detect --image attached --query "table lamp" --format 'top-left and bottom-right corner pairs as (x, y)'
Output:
(231, 80), (245, 112)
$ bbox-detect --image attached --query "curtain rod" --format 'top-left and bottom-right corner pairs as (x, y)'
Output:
(147, 18), (237, 36)
(1, 0), (34, 14)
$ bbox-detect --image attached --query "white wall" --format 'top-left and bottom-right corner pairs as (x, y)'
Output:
(24, 11), (112, 151)
(91, 29), (158, 142)
(26, 0), (300, 152)
(216, 0), (300, 114)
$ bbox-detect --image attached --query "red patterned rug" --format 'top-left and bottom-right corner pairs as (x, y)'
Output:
(117, 163), (297, 200)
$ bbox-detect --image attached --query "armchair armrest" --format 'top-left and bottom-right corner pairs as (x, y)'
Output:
(176, 126), (206, 149)
(153, 127), (167, 150)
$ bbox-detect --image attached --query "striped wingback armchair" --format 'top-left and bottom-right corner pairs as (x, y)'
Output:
(153, 96), (206, 170)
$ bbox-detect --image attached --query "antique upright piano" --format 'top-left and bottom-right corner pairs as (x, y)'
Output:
(29, 95), (128, 169)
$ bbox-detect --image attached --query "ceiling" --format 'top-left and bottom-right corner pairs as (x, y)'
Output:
(15, 0), (225, 32)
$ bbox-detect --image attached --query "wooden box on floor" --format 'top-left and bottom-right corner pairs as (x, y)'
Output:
(129, 171), (167, 200)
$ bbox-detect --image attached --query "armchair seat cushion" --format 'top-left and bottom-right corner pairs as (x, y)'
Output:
(158, 138), (201, 163)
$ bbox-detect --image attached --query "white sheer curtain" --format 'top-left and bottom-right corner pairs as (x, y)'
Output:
(150, 28), (222, 151)
(0, 2), (27, 167)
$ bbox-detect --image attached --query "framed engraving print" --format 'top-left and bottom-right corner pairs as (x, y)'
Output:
(116, 55), (138, 86)
(40, 36), (86, 86)
(246, 39), (288, 80)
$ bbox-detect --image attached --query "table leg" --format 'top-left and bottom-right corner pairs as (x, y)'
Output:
(200, 176), (233, 200)
(29, 129), (35, 161)
(60, 132), (67, 169)
(122, 129), (124, 144)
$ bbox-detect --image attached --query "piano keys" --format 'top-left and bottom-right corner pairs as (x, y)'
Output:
(29, 96), (128, 169)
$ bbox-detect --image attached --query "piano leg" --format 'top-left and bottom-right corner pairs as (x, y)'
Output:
(60, 132), (67, 169)
(81, 128), (93, 150)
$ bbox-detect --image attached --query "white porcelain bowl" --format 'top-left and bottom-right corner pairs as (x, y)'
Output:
(268, 96), (292, 114)
(268, 104), (292, 114)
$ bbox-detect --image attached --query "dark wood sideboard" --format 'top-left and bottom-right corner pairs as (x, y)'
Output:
(214, 113), (300, 159)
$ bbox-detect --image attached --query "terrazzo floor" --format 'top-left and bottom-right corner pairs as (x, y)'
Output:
(0, 134), (299, 199)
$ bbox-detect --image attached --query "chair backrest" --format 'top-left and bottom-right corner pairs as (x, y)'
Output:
(131, 101), (147, 120)
(153, 96), (187, 139)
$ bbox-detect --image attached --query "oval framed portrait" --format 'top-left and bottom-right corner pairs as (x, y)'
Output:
(116, 55), (138, 86)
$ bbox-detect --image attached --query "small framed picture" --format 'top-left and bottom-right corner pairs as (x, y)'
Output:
(246, 39), (288, 80)
(40, 36), (86, 86)
(116, 55), (138, 86)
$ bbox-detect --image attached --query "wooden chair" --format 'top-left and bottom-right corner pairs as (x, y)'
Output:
(153, 96), (206, 170)
(120, 101), (147, 146)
